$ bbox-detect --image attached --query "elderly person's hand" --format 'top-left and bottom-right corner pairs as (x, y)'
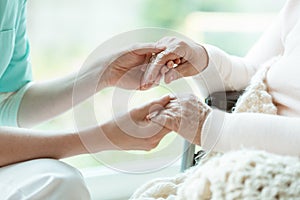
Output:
(147, 94), (211, 145)
(141, 37), (209, 89)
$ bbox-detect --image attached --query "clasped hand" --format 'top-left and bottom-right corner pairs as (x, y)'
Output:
(98, 37), (210, 151)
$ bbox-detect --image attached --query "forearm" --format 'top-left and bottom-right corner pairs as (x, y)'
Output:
(0, 126), (86, 167)
(18, 63), (108, 128)
(0, 115), (166, 167)
(0, 121), (125, 167)
(201, 109), (300, 156)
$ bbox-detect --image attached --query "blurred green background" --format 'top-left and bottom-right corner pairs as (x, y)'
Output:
(27, 0), (285, 169)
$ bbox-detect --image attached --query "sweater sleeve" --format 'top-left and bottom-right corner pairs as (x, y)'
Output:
(194, 45), (257, 95)
(194, 6), (284, 97)
(201, 109), (300, 156)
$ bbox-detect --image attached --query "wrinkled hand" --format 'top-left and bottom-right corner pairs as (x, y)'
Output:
(148, 94), (211, 145)
(103, 95), (174, 151)
(103, 43), (165, 90)
(141, 37), (209, 89)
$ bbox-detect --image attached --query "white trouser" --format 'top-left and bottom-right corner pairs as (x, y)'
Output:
(0, 159), (91, 200)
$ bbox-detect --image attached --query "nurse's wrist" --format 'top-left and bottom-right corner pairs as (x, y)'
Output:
(94, 61), (114, 90)
(78, 62), (110, 92)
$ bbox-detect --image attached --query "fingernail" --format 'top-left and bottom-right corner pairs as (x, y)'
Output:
(167, 63), (174, 69)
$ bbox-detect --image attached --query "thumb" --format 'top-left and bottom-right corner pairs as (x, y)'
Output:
(133, 95), (173, 118)
(164, 62), (194, 84)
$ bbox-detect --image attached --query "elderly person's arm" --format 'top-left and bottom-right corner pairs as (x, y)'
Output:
(201, 109), (300, 156)
(150, 95), (300, 156)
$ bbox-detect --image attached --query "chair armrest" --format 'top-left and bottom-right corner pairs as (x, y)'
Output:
(205, 90), (244, 112)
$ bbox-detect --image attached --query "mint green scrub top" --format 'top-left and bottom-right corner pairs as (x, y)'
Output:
(0, 0), (33, 126)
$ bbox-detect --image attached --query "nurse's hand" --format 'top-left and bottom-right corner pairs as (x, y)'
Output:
(141, 37), (209, 89)
(148, 94), (211, 145)
(103, 43), (165, 90)
(94, 95), (174, 151)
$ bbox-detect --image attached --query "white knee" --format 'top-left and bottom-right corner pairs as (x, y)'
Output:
(2, 159), (91, 200)
(44, 159), (91, 200)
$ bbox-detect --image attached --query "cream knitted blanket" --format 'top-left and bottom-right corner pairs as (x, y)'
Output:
(131, 61), (300, 199)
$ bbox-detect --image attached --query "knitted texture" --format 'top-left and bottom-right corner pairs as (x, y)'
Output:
(131, 149), (300, 200)
(177, 150), (300, 200)
(130, 173), (186, 199)
(131, 59), (299, 200)
(130, 162), (195, 200)
(233, 59), (278, 114)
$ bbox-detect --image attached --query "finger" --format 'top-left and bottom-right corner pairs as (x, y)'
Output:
(164, 62), (192, 84)
(150, 110), (180, 132)
(154, 73), (162, 85)
(160, 66), (169, 75)
(146, 96), (178, 120)
(164, 69), (178, 84)
(141, 49), (182, 88)
(150, 112), (174, 130)
(140, 54), (158, 90)
(165, 101), (179, 109)
(167, 60), (174, 69)
(142, 55), (174, 88)
(133, 95), (172, 118)
(140, 75), (161, 90)
(174, 58), (181, 65)
(139, 82), (156, 90)
(131, 43), (166, 55)
(141, 57), (151, 71)
(142, 52), (154, 67)
(146, 110), (160, 121)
